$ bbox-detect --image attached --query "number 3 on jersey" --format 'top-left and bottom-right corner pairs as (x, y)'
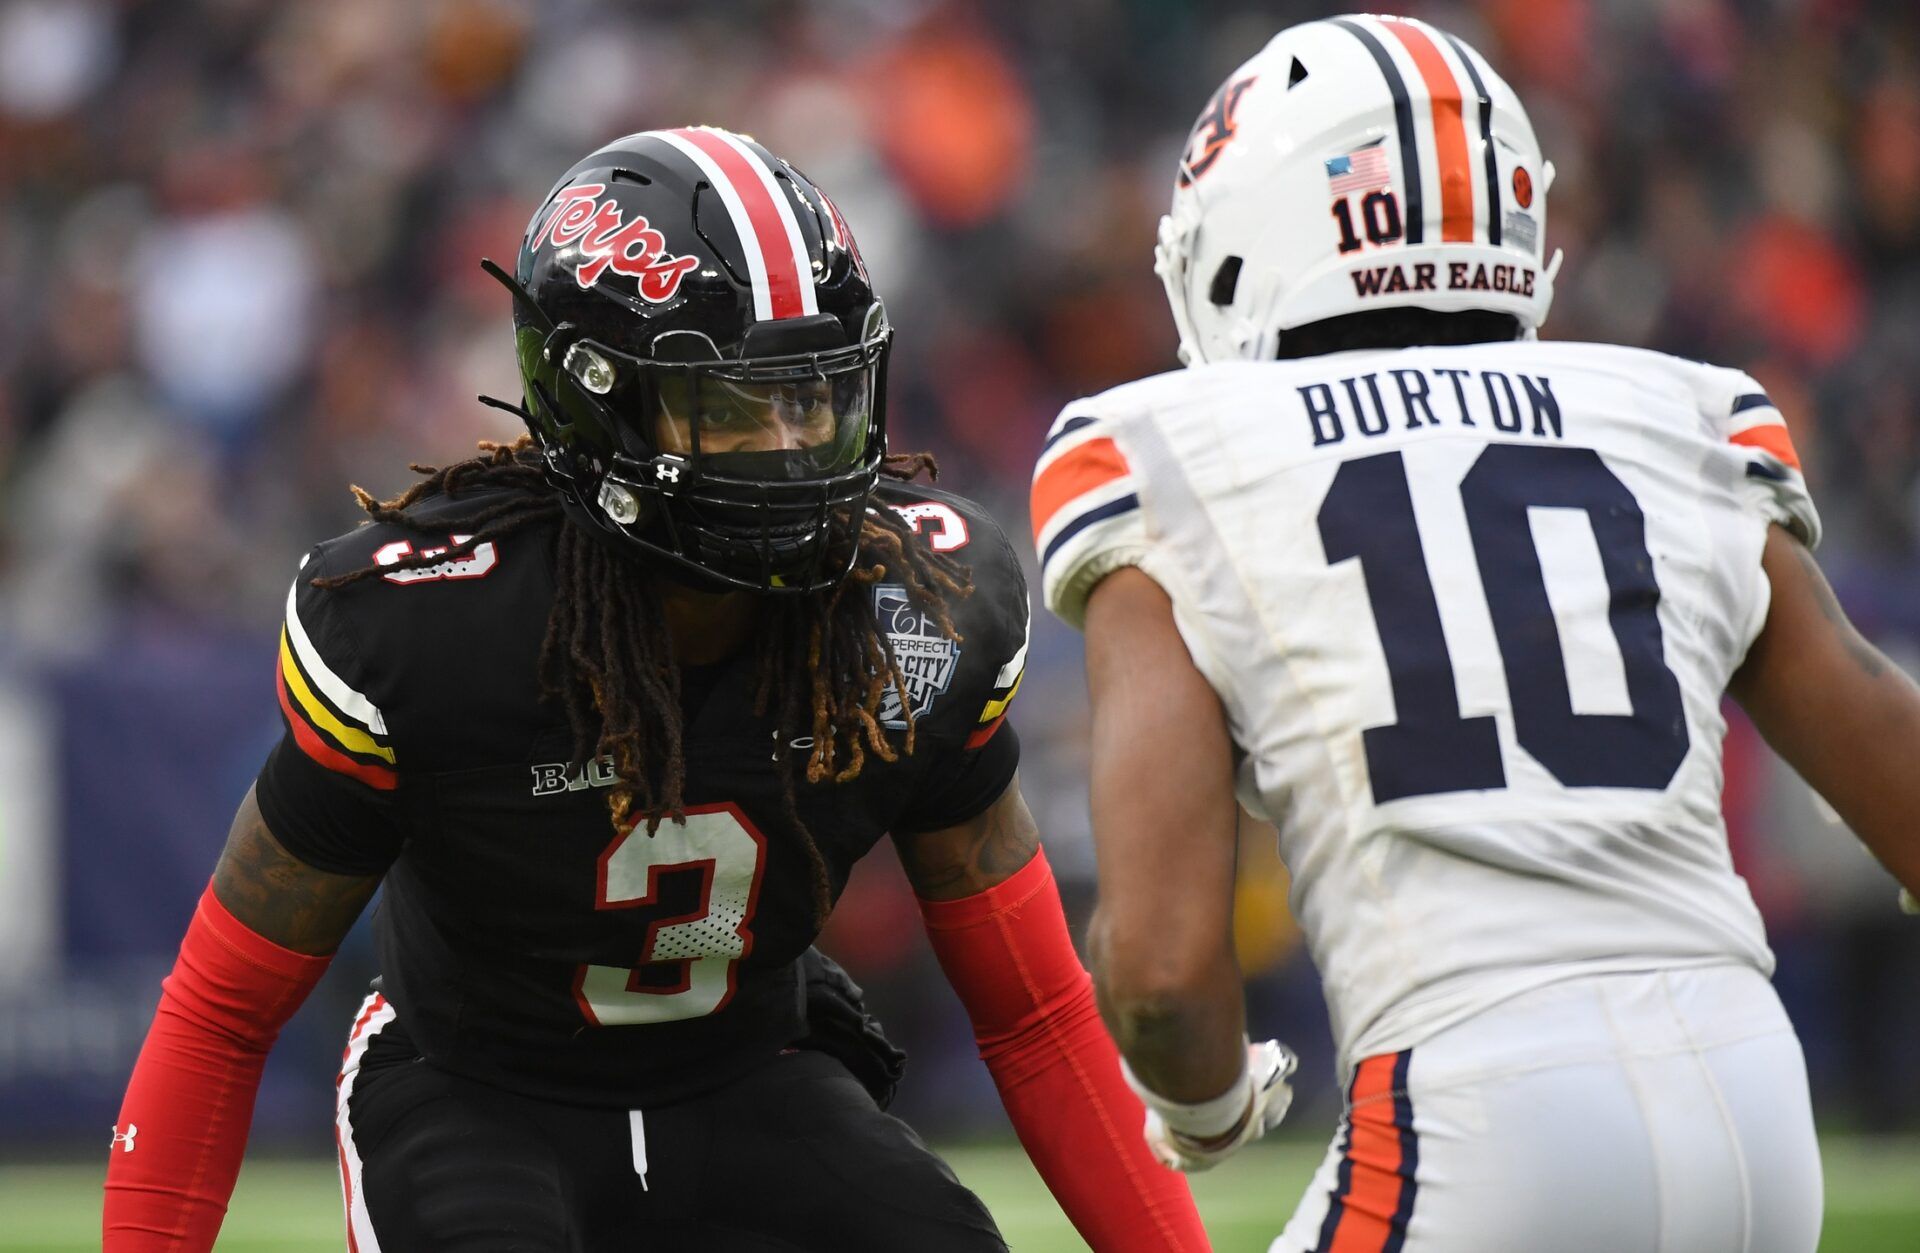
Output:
(573, 804), (767, 1026)
(1319, 444), (1689, 803)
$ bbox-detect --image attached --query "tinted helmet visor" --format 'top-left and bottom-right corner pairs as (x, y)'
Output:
(653, 365), (872, 479)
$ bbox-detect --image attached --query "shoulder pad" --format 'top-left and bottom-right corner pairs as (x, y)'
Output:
(277, 537), (403, 790)
(870, 481), (1028, 744)
(1032, 402), (1148, 630)
(1684, 363), (1821, 548)
(283, 492), (560, 773)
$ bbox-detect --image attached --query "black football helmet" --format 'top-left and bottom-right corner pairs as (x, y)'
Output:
(482, 127), (891, 593)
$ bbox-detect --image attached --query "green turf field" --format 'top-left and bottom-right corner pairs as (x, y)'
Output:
(15, 1137), (1917, 1250)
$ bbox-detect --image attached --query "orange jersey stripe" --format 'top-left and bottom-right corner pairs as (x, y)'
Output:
(1731, 423), (1802, 470)
(1030, 437), (1131, 540)
(1383, 21), (1475, 244)
(277, 663), (399, 790)
(1328, 1053), (1408, 1253)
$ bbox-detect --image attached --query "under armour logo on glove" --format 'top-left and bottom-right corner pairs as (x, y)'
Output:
(111, 1123), (138, 1153)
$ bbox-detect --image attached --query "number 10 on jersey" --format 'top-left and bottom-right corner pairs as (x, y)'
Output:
(1319, 444), (1690, 803)
(573, 803), (768, 1026)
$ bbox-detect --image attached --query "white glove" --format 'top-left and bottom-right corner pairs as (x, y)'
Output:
(1124, 1038), (1298, 1173)
(1900, 888), (1918, 916)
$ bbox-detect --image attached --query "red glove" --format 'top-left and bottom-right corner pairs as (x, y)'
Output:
(919, 849), (1211, 1252)
(104, 884), (332, 1251)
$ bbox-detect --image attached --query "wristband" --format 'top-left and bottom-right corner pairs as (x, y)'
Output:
(1121, 1042), (1252, 1141)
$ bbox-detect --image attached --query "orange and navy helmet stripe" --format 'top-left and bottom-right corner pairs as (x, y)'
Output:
(1329, 17), (1515, 250)
(1315, 1048), (1417, 1253)
(1330, 17), (1425, 246)
(1440, 30), (1503, 246)
(1379, 19), (1473, 244)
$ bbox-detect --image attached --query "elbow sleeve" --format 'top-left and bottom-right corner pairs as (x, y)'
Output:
(104, 884), (332, 1251)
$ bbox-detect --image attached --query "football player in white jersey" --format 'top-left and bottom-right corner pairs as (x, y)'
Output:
(1033, 14), (1920, 1253)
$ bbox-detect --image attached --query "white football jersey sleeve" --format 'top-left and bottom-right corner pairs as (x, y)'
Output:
(1035, 341), (1817, 1075)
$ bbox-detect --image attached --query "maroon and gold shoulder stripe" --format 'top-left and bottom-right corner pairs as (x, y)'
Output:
(968, 607), (1029, 750)
(276, 584), (397, 790)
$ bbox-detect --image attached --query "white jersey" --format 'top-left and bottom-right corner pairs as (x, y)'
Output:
(1034, 340), (1820, 1073)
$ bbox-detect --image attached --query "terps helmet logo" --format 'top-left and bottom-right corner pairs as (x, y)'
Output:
(532, 184), (700, 298)
(1178, 76), (1258, 188)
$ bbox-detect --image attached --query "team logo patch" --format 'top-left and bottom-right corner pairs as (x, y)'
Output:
(874, 584), (961, 729)
(1178, 75), (1257, 188)
(531, 183), (700, 297)
(1512, 166), (1534, 209)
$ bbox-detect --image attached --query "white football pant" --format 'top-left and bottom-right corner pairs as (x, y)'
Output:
(1273, 964), (1821, 1253)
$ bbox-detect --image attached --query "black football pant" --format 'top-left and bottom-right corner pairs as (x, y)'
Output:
(339, 1022), (1007, 1252)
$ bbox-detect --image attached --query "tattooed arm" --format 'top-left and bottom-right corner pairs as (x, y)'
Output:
(893, 776), (1042, 900)
(1731, 525), (1920, 897)
(105, 790), (380, 1251)
(213, 786), (382, 954)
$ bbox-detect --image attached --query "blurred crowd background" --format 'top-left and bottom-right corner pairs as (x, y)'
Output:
(3, 0), (1919, 1157)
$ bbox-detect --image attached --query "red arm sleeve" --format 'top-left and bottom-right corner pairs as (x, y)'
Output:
(918, 849), (1210, 1252)
(104, 884), (332, 1252)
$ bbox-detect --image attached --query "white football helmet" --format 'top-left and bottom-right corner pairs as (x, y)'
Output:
(1156, 13), (1563, 364)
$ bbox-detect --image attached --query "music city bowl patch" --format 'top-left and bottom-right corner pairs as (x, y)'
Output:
(874, 584), (961, 729)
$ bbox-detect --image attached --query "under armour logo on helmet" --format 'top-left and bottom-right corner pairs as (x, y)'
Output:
(655, 463), (682, 483)
(111, 1123), (137, 1153)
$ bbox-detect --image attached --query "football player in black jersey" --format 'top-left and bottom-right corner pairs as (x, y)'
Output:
(106, 129), (1209, 1252)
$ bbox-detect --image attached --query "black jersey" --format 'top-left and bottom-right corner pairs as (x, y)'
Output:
(255, 481), (1027, 1107)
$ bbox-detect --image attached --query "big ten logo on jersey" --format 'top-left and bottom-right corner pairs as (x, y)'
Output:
(889, 500), (970, 551)
(875, 584), (961, 729)
(373, 535), (499, 585)
(531, 754), (617, 797)
(1326, 139), (1404, 255)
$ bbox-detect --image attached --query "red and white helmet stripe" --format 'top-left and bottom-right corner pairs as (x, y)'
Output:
(655, 127), (819, 322)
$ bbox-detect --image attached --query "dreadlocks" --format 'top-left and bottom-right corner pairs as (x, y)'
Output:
(314, 437), (970, 920)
